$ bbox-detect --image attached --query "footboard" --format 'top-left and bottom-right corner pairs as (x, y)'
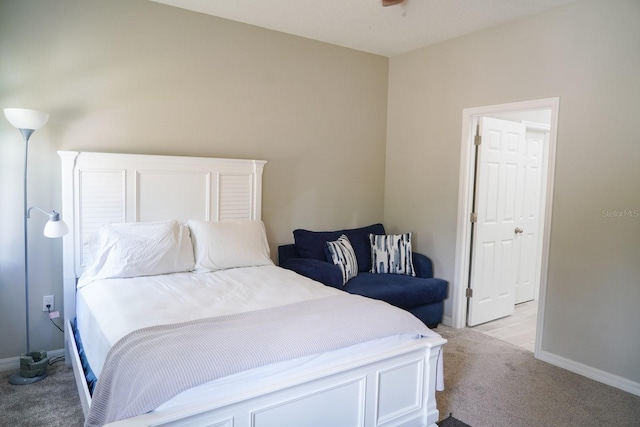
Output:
(69, 332), (445, 427)
(111, 338), (445, 427)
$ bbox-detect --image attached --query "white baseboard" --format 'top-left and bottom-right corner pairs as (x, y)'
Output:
(538, 349), (640, 397)
(0, 348), (66, 373)
(441, 315), (453, 327)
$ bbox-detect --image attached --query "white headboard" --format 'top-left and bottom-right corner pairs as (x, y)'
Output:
(58, 151), (266, 354)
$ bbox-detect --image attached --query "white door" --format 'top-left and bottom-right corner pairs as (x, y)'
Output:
(514, 128), (546, 303)
(467, 117), (526, 326)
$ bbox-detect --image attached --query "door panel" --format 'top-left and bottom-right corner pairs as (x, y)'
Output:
(514, 130), (545, 303)
(468, 117), (526, 326)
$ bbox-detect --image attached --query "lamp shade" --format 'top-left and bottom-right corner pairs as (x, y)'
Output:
(4, 108), (49, 131)
(42, 211), (69, 238)
(43, 219), (69, 238)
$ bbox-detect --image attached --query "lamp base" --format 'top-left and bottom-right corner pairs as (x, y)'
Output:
(8, 370), (48, 385)
(8, 351), (49, 385)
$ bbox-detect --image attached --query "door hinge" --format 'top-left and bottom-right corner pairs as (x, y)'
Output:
(470, 212), (477, 223)
(466, 288), (473, 298)
(474, 134), (481, 146)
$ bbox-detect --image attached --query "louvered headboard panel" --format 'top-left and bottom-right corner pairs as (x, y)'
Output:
(59, 151), (266, 342)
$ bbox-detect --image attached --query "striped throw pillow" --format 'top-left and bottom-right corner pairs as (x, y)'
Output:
(325, 235), (359, 286)
(369, 233), (416, 276)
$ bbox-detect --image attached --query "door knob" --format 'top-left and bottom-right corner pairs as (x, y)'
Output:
(515, 227), (523, 234)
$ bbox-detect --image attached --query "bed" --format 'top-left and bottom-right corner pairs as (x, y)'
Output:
(59, 151), (446, 427)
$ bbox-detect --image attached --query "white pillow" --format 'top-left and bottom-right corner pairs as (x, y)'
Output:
(78, 220), (195, 288)
(188, 220), (274, 272)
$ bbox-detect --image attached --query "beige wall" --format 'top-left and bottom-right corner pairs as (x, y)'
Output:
(386, 0), (640, 383)
(0, 0), (388, 358)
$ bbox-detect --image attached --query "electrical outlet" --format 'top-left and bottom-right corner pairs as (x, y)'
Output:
(43, 295), (54, 312)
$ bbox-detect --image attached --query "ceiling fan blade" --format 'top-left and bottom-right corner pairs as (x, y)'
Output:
(382, 0), (404, 6)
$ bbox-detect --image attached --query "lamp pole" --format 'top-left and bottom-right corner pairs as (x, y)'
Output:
(22, 129), (32, 355)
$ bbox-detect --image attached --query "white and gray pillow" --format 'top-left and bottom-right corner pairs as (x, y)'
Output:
(326, 234), (359, 285)
(370, 232), (415, 276)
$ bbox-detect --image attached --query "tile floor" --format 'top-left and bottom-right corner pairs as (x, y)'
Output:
(471, 300), (538, 352)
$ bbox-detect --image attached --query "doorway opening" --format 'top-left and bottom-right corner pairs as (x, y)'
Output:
(452, 98), (560, 358)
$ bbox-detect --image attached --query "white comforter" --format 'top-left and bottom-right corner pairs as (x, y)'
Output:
(77, 265), (341, 377)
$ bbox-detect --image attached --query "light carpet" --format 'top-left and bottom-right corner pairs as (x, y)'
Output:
(0, 360), (84, 427)
(436, 325), (640, 426)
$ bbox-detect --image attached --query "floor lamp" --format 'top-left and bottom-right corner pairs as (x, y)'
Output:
(4, 108), (69, 385)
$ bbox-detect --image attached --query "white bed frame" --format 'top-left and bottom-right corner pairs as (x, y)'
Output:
(59, 151), (446, 427)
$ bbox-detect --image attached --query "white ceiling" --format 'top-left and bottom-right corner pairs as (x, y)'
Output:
(150, 0), (578, 57)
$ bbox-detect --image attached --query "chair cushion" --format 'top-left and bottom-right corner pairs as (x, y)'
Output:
(293, 223), (385, 272)
(345, 272), (448, 309)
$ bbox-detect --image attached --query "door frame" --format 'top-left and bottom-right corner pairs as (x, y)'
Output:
(452, 97), (559, 357)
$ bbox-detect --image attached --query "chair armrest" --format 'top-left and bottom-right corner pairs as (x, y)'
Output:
(281, 258), (343, 289)
(278, 244), (300, 266)
(413, 252), (434, 278)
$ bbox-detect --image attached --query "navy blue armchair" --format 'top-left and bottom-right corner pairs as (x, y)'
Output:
(278, 224), (448, 328)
